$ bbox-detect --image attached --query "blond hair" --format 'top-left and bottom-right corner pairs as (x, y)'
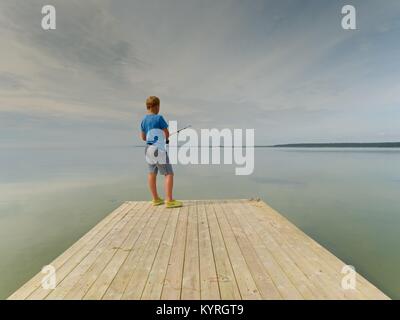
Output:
(146, 96), (160, 113)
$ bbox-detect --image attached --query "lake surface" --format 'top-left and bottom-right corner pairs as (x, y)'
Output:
(1, 146), (399, 299)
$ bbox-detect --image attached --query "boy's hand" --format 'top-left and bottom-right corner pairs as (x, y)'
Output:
(163, 128), (170, 145)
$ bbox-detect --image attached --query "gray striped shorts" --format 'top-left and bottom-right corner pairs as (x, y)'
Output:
(145, 145), (174, 176)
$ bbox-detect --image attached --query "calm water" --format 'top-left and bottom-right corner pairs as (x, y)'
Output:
(1, 147), (399, 299)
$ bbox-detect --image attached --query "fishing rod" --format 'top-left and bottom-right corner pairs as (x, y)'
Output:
(166, 125), (191, 144)
(169, 125), (192, 136)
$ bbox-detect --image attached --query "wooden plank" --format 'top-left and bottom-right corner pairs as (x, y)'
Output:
(197, 202), (220, 300)
(140, 207), (180, 299)
(223, 201), (303, 299)
(83, 202), (154, 299)
(42, 203), (148, 300)
(235, 201), (325, 299)
(246, 200), (366, 299)
(206, 203), (241, 300)
(9, 199), (389, 300)
(8, 202), (134, 300)
(212, 202), (261, 300)
(161, 205), (189, 300)
(252, 201), (390, 300)
(49, 202), (149, 300)
(83, 250), (128, 300)
(27, 202), (141, 300)
(218, 202), (282, 300)
(246, 201), (348, 299)
(103, 204), (165, 299)
(181, 201), (201, 300)
(121, 205), (171, 299)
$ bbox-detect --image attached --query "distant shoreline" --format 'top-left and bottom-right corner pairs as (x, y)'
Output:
(271, 142), (400, 148)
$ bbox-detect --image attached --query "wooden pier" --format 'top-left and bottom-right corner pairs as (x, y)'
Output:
(9, 199), (389, 300)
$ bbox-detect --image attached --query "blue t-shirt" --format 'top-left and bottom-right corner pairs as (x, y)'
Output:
(140, 114), (168, 145)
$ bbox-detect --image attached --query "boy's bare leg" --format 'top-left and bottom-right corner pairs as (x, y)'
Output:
(165, 174), (174, 202)
(148, 173), (159, 200)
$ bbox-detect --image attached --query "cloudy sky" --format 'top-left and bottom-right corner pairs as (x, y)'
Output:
(1, 0), (400, 147)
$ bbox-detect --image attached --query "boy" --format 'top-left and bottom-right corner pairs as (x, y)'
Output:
(140, 96), (183, 208)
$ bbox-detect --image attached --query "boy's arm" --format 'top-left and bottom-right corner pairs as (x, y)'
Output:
(163, 128), (170, 140)
(163, 128), (170, 144)
(140, 119), (146, 141)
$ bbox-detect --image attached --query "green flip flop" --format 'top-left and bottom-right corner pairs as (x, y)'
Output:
(152, 197), (165, 206)
(166, 200), (183, 208)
